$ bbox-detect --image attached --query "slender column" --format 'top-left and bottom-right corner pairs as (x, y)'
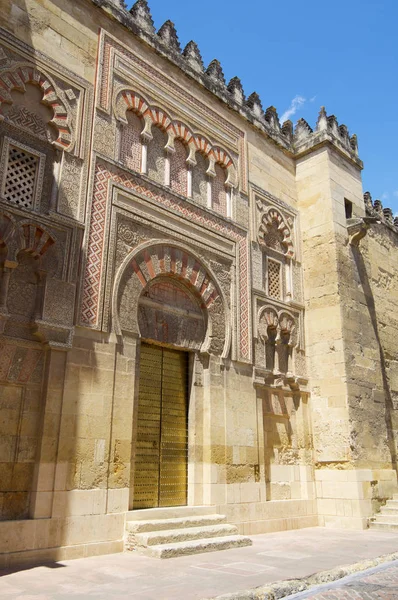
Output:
(285, 258), (292, 301)
(207, 178), (212, 209)
(187, 166), (192, 198)
(226, 186), (232, 218)
(164, 152), (171, 187)
(0, 260), (17, 311)
(141, 142), (148, 174)
(34, 270), (47, 321)
(286, 343), (294, 377)
(50, 150), (62, 211)
(274, 331), (282, 374)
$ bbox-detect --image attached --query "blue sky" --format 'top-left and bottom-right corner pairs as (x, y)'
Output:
(127, 0), (398, 212)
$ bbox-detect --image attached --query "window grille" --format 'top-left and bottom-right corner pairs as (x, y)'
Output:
(3, 146), (38, 209)
(268, 259), (281, 299)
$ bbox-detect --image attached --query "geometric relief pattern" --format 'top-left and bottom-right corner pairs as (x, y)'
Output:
(6, 105), (52, 142)
(80, 160), (250, 360)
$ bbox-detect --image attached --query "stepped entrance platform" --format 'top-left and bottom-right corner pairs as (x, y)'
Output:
(1, 527), (398, 599)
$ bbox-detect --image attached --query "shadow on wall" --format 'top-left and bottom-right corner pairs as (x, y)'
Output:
(352, 245), (398, 476)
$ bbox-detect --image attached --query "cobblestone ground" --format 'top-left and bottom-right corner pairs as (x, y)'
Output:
(287, 561), (398, 600)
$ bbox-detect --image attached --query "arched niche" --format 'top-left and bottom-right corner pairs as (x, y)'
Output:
(258, 208), (294, 258)
(119, 110), (143, 172)
(112, 241), (230, 357)
(170, 138), (189, 196)
(0, 64), (73, 150)
(138, 276), (206, 350)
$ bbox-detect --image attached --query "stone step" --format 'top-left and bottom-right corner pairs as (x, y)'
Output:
(135, 523), (238, 547)
(387, 500), (398, 508)
(393, 494), (398, 501)
(379, 510), (398, 520)
(141, 534), (253, 559)
(126, 514), (227, 534)
(369, 521), (398, 532)
(125, 506), (216, 521)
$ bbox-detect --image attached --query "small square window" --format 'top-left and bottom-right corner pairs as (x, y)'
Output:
(267, 259), (281, 299)
(3, 146), (39, 209)
(0, 138), (45, 212)
(345, 199), (353, 219)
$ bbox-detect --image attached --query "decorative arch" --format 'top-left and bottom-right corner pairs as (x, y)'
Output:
(279, 310), (296, 337)
(0, 64), (73, 150)
(112, 240), (230, 357)
(114, 88), (238, 188)
(18, 223), (55, 258)
(145, 106), (171, 131)
(258, 208), (294, 258)
(167, 121), (196, 164)
(212, 147), (237, 188)
(120, 90), (149, 119)
(258, 305), (279, 342)
(257, 306), (298, 375)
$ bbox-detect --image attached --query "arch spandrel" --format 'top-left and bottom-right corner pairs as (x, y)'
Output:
(112, 241), (230, 357)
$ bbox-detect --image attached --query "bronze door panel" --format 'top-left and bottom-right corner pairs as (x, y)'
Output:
(133, 344), (188, 509)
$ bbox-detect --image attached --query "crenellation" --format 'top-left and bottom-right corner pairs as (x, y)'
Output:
(245, 91), (264, 120)
(281, 119), (294, 143)
(363, 191), (398, 234)
(182, 40), (205, 74)
(227, 76), (245, 105)
(264, 106), (281, 133)
(129, 0), (155, 35)
(294, 118), (313, 144)
(206, 58), (227, 90)
(157, 20), (181, 54)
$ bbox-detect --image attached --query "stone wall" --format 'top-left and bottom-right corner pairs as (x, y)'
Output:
(0, 0), (397, 567)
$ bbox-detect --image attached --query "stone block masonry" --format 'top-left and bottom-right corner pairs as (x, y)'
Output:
(0, 0), (396, 565)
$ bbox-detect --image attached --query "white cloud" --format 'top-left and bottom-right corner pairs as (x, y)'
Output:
(381, 192), (389, 200)
(393, 190), (398, 198)
(280, 95), (306, 124)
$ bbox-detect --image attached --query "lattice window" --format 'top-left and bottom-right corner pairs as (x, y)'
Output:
(3, 146), (39, 209)
(267, 259), (281, 299)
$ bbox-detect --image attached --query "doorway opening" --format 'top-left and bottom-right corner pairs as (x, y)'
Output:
(133, 343), (189, 509)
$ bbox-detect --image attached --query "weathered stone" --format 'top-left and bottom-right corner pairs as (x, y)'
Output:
(0, 0), (397, 568)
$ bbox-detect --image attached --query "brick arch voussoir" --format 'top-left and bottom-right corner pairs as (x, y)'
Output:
(16, 222), (55, 259)
(131, 245), (219, 309)
(212, 146), (237, 188)
(167, 121), (195, 161)
(113, 242), (230, 356)
(121, 90), (149, 118)
(0, 64), (73, 151)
